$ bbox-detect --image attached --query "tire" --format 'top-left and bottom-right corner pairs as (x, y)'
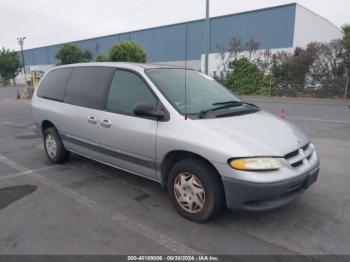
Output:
(168, 158), (224, 222)
(43, 127), (70, 164)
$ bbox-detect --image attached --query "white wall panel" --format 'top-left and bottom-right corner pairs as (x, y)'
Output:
(293, 5), (342, 48)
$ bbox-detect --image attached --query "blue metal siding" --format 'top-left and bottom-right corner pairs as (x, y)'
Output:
(47, 45), (62, 64)
(130, 24), (186, 62)
(210, 4), (295, 52)
(119, 33), (131, 41)
(33, 48), (49, 64)
(187, 20), (205, 60)
(74, 39), (99, 56)
(97, 34), (120, 54)
(23, 4), (296, 65)
(23, 49), (34, 65)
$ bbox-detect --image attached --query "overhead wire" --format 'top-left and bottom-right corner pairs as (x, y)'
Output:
(0, 1), (66, 22)
(89, 0), (164, 29)
(0, 0), (86, 25)
(13, 0), (166, 48)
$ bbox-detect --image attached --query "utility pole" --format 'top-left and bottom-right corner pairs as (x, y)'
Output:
(345, 74), (349, 99)
(204, 0), (210, 75)
(17, 37), (26, 74)
(17, 37), (29, 99)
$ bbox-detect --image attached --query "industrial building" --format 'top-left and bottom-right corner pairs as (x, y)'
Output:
(22, 3), (342, 76)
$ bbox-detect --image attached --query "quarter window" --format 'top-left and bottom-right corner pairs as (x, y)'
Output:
(64, 66), (115, 109)
(106, 70), (157, 114)
(37, 68), (72, 101)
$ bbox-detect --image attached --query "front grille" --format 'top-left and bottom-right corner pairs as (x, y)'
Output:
(284, 143), (315, 169)
(291, 160), (303, 168)
(284, 150), (299, 159)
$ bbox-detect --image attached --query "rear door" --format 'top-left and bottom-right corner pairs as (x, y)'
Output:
(61, 66), (115, 160)
(99, 69), (158, 179)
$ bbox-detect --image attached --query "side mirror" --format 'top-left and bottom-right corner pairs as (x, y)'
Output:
(133, 103), (164, 119)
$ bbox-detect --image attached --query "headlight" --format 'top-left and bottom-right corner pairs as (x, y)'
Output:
(229, 157), (282, 171)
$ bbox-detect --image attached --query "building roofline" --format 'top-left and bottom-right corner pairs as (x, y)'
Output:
(295, 3), (342, 32)
(22, 3), (297, 52)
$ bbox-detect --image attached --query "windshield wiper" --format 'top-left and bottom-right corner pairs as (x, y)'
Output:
(213, 100), (259, 108)
(199, 101), (259, 118)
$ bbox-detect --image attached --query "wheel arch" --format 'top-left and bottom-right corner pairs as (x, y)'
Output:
(160, 150), (223, 187)
(41, 120), (57, 135)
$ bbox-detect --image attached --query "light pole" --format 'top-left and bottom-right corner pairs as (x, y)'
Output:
(17, 37), (29, 99)
(17, 37), (26, 74)
(204, 0), (210, 75)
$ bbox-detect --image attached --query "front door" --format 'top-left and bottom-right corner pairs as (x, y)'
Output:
(99, 69), (158, 180)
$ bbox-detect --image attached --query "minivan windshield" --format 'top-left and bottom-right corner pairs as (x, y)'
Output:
(147, 69), (253, 116)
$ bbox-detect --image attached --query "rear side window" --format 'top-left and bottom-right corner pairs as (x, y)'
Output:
(106, 70), (157, 114)
(64, 66), (115, 109)
(37, 68), (72, 101)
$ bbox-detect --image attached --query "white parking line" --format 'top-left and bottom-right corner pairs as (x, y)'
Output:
(286, 116), (350, 124)
(0, 165), (56, 182)
(0, 121), (12, 125)
(36, 144), (44, 150)
(0, 154), (200, 255)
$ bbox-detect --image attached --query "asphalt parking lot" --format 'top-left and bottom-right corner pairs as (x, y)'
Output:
(0, 86), (349, 256)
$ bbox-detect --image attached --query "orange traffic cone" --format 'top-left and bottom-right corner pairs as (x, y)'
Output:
(16, 89), (21, 100)
(280, 108), (286, 119)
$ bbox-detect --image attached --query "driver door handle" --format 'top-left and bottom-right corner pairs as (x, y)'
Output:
(87, 116), (97, 124)
(101, 119), (112, 128)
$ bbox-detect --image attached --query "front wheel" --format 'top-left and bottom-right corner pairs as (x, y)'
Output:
(168, 158), (224, 222)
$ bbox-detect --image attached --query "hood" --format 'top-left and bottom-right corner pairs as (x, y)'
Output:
(194, 110), (309, 157)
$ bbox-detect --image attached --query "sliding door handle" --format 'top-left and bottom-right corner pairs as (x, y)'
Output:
(101, 119), (112, 128)
(87, 116), (97, 124)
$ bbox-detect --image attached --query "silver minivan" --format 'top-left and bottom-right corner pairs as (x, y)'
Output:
(32, 62), (320, 222)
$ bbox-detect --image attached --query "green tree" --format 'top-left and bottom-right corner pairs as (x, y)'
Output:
(55, 44), (93, 65)
(272, 44), (317, 96)
(95, 53), (108, 62)
(0, 48), (22, 84)
(244, 38), (260, 62)
(223, 58), (271, 95)
(108, 41), (146, 62)
(308, 40), (345, 97)
(81, 49), (93, 62)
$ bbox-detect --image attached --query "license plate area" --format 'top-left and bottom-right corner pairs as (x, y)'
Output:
(303, 169), (319, 189)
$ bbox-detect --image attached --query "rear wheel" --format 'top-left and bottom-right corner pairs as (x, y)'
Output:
(168, 158), (224, 222)
(43, 127), (70, 164)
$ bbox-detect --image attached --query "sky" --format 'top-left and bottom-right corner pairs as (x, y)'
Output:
(0, 0), (349, 51)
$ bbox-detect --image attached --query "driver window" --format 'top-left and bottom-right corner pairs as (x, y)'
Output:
(106, 70), (157, 115)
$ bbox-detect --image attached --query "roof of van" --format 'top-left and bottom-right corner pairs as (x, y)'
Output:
(54, 62), (185, 70)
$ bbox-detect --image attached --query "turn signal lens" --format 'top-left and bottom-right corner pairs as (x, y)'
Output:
(229, 158), (282, 171)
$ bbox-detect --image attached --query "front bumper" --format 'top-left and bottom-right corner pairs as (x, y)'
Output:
(222, 168), (319, 211)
